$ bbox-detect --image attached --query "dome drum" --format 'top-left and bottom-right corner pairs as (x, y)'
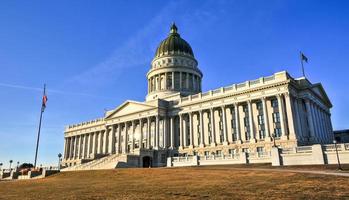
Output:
(146, 23), (202, 101)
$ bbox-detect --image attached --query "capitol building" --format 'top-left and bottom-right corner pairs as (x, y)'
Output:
(62, 24), (334, 169)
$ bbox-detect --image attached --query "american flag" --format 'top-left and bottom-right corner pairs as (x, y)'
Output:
(41, 90), (48, 112)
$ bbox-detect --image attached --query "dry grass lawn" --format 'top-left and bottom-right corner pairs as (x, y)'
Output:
(0, 166), (348, 200)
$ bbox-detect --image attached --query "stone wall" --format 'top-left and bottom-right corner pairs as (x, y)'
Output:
(167, 143), (349, 167)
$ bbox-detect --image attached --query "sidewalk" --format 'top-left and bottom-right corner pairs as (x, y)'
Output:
(230, 167), (349, 177)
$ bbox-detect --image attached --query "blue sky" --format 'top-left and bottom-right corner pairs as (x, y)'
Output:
(0, 0), (348, 167)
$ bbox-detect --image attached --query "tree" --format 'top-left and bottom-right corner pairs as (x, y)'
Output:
(18, 163), (34, 170)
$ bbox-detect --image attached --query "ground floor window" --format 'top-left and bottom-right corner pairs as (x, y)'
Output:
(216, 150), (222, 157)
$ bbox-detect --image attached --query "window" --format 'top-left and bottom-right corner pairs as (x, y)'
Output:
(258, 115), (264, 125)
(204, 151), (210, 156)
(256, 102), (263, 110)
(245, 132), (250, 141)
(181, 73), (187, 89)
(229, 149), (236, 155)
(273, 112), (280, 123)
(167, 73), (172, 89)
(257, 147), (264, 152)
(271, 99), (278, 108)
(242, 148), (250, 153)
(244, 117), (249, 127)
(216, 150), (222, 157)
(161, 154), (166, 162)
(274, 128), (282, 138)
(259, 130), (265, 139)
(243, 105), (248, 113)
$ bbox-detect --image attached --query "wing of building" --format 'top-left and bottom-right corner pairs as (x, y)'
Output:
(62, 24), (334, 169)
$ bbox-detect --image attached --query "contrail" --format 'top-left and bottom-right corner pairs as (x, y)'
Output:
(0, 82), (113, 99)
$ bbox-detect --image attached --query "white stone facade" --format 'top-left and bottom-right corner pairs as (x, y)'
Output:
(62, 25), (333, 169)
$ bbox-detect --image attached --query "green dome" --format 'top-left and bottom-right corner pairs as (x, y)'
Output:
(155, 23), (194, 58)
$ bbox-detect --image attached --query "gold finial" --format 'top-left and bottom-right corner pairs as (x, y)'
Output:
(170, 22), (178, 34)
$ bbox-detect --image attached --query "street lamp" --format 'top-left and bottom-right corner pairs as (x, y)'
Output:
(58, 153), (62, 170)
(0, 163), (3, 171)
(9, 160), (13, 170)
(272, 133), (277, 147)
(333, 140), (343, 171)
(16, 161), (20, 170)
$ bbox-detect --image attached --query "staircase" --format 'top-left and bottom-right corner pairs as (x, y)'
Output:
(62, 154), (128, 171)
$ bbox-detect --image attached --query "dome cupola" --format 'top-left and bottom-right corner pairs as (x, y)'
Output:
(146, 23), (203, 101)
(154, 23), (194, 58)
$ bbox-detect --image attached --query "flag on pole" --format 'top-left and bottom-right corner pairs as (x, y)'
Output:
(301, 52), (308, 63)
(41, 87), (48, 112)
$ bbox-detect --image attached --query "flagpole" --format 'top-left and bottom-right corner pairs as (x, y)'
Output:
(34, 84), (46, 168)
(300, 51), (305, 77)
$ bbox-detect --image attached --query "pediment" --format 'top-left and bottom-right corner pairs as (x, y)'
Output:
(105, 100), (157, 119)
(311, 83), (332, 107)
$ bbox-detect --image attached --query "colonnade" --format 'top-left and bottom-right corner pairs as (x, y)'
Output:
(63, 116), (170, 160)
(148, 71), (201, 93)
(295, 98), (333, 144)
(63, 93), (333, 161)
(173, 94), (291, 149)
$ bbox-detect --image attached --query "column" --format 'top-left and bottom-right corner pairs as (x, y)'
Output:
(109, 126), (115, 154)
(103, 128), (108, 154)
(147, 117), (151, 148)
(86, 133), (91, 158)
(189, 112), (194, 148)
(262, 97), (271, 140)
(172, 72), (175, 90)
(163, 117), (168, 148)
(76, 136), (80, 159)
(131, 121), (135, 151)
(234, 104), (241, 142)
(81, 135), (86, 159)
(305, 99), (316, 142)
(319, 109), (327, 142)
(247, 101), (255, 142)
(210, 108), (216, 146)
(124, 123), (128, 153)
(139, 119), (143, 149)
(63, 138), (67, 160)
(92, 132), (96, 156)
(293, 98), (303, 142)
(284, 94), (296, 140)
(74, 136), (78, 159)
(199, 110), (205, 147)
(80, 135), (83, 158)
(179, 114), (184, 148)
(97, 131), (102, 154)
(183, 115), (188, 147)
(170, 117), (174, 148)
(322, 110), (331, 143)
(313, 106), (321, 142)
(316, 106), (325, 143)
(221, 106), (228, 145)
(164, 73), (167, 90)
(69, 136), (75, 159)
(186, 72), (189, 90)
(117, 124), (122, 153)
(68, 137), (72, 160)
(179, 72), (182, 90)
(277, 95), (287, 140)
(155, 116), (159, 149)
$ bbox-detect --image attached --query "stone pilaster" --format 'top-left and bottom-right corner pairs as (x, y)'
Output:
(210, 108), (216, 146)
(221, 106), (228, 145)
